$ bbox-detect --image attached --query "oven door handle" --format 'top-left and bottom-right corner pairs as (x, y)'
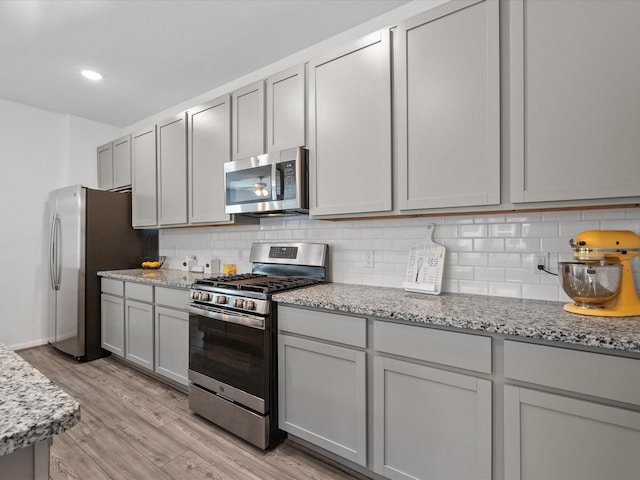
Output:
(186, 304), (265, 330)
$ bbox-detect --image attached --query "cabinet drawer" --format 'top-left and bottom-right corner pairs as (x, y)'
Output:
(125, 282), (154, 302)
(504, 341), (640, 406)
(155, 286), (189, 310)
(374, 321), (492, 374)
(278, 305), (366, 348)
(102, 278), (123, 296)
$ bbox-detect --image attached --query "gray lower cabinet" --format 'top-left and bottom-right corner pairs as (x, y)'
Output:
(100, 293), (124, 357)
(279, 335), (367, 466)
(503, 340), (640, 480)
(154, 306), (188, 385)
(373, 320), (492, 480)
(278, 306), (367, 466)
(154, 286), (190, 386)
(373, 356), (492, 480)
(100, 278), (125, 357)
(101, 279), (190, 386)
(504, 386), (640, 480)
(124, 299), (154, 370)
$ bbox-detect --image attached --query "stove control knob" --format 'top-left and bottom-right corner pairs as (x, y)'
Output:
(200, 292), (211, 302)
(234, 298), (244, 309)
(190, 291), (198, 300)
(244, 300), (256, 311)
(215, 295), (228, 305)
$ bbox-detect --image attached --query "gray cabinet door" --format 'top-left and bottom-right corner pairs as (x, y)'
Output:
(308, 29), (392, 216)
(266, 64), (306, 152)
(112, 134), (132, 190)
(509, 0), (640, 202)
(373, 356), (492, 480)
(100, 293), (124, 357)
(158, 113), (188, 226)
(278, 334), (367, 466)
(154, 306), (188, 386)
(131, 126), (157, 227)
(504, 385), (640, 480)
(97, 142), (113, 190)
(124, 299), (154, 370)
(232, 81), (265, 160)
(188, 96), (232, 224)
(397, 0), (500, 210)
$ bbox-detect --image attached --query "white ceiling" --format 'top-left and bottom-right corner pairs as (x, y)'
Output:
(0, 0), (410, 128)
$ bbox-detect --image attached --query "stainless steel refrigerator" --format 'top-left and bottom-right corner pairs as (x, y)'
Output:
(48, 185), (157, 361)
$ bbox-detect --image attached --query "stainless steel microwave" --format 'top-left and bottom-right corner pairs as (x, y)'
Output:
(224, 147), (308, 216)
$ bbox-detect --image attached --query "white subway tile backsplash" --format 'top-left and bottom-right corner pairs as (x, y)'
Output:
(474, 238), (505, 252)
(489, 282), (522, 298)
(489, 223), (521, 238)
(504, 238), (539, 253)
(159, 207), (640, 302)
(458, 224), (488, 238)
(488, 253), (521, 268)
(457, 252), (488, 266)
(558, 221), (600, 236)
(475, 267), (505, 282)
(521, 222), (559, 238)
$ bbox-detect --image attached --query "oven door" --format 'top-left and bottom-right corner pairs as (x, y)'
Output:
(187, 304), (270, 413)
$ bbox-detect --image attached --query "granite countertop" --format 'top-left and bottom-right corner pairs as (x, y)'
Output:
(273, 283), (640, 355)
(98, 268), (206, 289)
(0, 344), (80, 456)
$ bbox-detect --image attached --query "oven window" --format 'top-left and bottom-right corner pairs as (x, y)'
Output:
(189, 315), (268, 400)
(226, 165), (272, 205)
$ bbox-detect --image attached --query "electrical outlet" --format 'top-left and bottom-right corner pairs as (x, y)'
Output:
(533, 251), (549, 274)
(364, 250), (374, 268)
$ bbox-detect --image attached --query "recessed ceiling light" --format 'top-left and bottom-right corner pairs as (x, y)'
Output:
(81, 70), (104, 81)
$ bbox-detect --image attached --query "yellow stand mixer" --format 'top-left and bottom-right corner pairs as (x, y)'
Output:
(561, 230), (640, 317)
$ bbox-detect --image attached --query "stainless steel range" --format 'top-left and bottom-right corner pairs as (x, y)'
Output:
(186, 242), (328, 449)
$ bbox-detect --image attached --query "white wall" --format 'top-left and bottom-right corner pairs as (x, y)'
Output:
(0, 98), (121, 349)
(160, 207), (640, 303)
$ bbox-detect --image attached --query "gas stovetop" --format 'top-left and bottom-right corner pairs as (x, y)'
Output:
(194, 273), (320, 295)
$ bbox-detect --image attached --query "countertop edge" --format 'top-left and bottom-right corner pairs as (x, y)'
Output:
(273, 284), (640, 356)
(0, 346), (81, 456)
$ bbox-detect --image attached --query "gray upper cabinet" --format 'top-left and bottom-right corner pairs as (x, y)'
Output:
(98, 135), (132, 191)
(112, 135), (132, 190)
(157, 113), (188, 226)
(266, 64), (306, 152)
(131, 126), (158, 228)
(97, 142), (113, 190)
(397, 0), (500, 211)
(188, 96), (232, 224)
(509, 0), (640, 203)
(232, 81), (265, 160)
(309, 29), (392, 216)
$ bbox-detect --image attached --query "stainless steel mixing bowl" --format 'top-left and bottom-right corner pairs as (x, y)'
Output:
(559, 262), (623, 308)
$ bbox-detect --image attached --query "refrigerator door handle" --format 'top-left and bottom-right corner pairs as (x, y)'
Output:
(49, 214), (60, 290)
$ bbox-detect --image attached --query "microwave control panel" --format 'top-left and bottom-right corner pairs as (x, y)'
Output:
(277, 160), (297, 200)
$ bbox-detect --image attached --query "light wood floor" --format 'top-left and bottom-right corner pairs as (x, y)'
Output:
(18, 346), (362, 480)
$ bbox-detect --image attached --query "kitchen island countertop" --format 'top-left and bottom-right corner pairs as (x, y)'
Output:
(273, 283), (640, 355)
(0, 344), (80, 456)
(98, 268), (205, 289)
